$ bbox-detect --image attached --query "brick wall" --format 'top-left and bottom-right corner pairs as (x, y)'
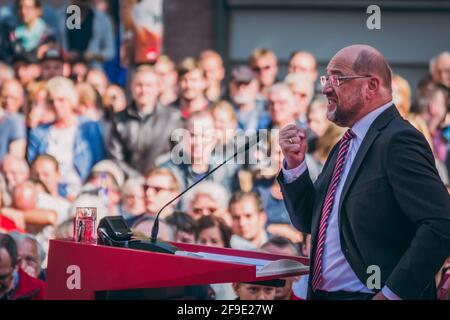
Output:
(163, 0), (216, 63)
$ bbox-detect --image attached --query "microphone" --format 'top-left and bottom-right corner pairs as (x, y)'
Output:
(146, 134), (261, 254)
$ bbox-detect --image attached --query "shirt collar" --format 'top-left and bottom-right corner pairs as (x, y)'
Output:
(351, 101), (393, 140)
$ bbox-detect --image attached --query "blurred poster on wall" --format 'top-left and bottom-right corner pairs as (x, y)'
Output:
(122, 0), (163, 65)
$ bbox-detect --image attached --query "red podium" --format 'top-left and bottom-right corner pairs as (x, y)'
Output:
(46, 239), (309, 300)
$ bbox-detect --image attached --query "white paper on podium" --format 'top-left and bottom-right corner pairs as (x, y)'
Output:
(175, 251), (308, 277)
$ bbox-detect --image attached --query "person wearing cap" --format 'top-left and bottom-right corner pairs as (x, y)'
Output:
(40, 47), (64, 80)
(228, 65), (270, 132)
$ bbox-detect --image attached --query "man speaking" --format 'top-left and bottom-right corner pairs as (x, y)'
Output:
(278, 44), (450, 300)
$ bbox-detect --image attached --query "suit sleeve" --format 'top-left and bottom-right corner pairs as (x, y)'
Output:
(385, 129), (450, 299)
(277, 166), (316, 234)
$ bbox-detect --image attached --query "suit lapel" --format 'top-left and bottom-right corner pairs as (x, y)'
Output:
(338, 105), (399, 214)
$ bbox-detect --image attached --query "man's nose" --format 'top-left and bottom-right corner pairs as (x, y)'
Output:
(321, 83), (333, 95)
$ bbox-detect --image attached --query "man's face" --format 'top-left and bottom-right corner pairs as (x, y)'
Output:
(433, 56), (450, 88)
(17, 239), (41, 278)
(41, 60), (64, 80)
(131, 72), (159, 108)
(48, 92), (74, 121)
(321, 56), (365, 127)
(1, 81), (24, 113)
(175, 230), (196, 244)
(31, 159), (59, 194)
(0, 248), (16, 298)
(154, 62), (177, 93)
(190, 194), (220, 220)
(19, 0), (40, 25)
(180, 69), (207, 101)
(200, 56), (225, 85)
(186, 117), (216, 162)
(2, 158), (29, 191)
(230, 198), (264, 241)
(308, 104), (329, 137)
(233, 283), (276, 300)
(288, 53), (318, 81)
(122, 184), (146, 215)
(268, 90), (296, 126)
(252, 56), (278, 88)
(144, 174), (176, 215)
(230, 80), (258, 106)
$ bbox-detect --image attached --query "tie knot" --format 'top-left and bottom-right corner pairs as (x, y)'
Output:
(343, 129), (356, 141)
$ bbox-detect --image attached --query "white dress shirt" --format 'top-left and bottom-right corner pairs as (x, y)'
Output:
(283, 101), (401, 300)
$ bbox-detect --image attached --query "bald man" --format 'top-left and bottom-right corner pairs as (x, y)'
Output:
(278, 45), (450, 300)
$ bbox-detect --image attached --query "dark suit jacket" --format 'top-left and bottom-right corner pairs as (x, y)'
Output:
(279, 106), (450, 299)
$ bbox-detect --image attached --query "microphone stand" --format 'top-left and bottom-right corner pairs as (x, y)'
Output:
(128, 135), (260, 254)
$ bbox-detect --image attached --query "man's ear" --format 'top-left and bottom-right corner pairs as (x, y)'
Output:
(259, 211), (267, 228)
(232, 283), (240, 295)
(368, 77), (380, 92)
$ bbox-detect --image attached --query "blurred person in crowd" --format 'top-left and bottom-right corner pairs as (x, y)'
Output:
(211, 100), (238, 148)
(415, 83), (448, 163)
(228, 65), (270, 131)
(126, 167), (181, 227)
(308, 96), (330, 139)
(196, 214), (236, 300)
(249, 48), (279, 99)
(61, 0), (115, 70)
(252, 130), (312, 244)
(9, 232), (45, 280)
(197, 215), (231, 248)
(86, 68), (109, 97)
(172, 57), (210, 119)
(132, 216), (175, 241)
(430, 51), (450, 88)
(392, 74), (412, 118)
(199, 50), (226, 102)
(154, 55), (179, 107)
(186, 181), (231, 225)
(1, 78), (25, 114)
(165, 211), (197, 244)
(232, 281), (276, 300)
(30, 154), (66, 199)
(108, 66), (182, 177)
(25, 81), (55, 129)
(1, 154), (29, 193)
(9, 0), (55, 59)
(0, 233), (45, 300)
(0, 100), (27, 161)
(0, 177), (23, 233)
(103, 84), (127, 114)
(27, 76), (105, 197)
(11, 54), (41, 87)
(0, 63), (15, 87)
(265, 83), (300, 130)
(70, 59), (89, 84)
(118, 176), (145, 220)
(312, 123), (345, 166)
(75, 82), (103, 121)
(162, 110), (239, 207)
(83, 159), (125, 216)
(228, 191), (268, 249)
(39, 47), (64, 81)
(285, 73), (315, 127)
(0, 20), (14, 61)
(288, 50), (319, 84)
(261, 236), (304, 300)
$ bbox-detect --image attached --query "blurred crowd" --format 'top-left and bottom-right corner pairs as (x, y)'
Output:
(0, 0), (449, 300)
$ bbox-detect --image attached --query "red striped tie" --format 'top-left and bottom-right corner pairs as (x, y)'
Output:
(311, 128), (356, 291)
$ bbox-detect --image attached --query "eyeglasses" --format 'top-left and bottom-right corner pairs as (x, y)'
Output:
(320, 75), (371, 87)
(143, 184), (172, 193)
